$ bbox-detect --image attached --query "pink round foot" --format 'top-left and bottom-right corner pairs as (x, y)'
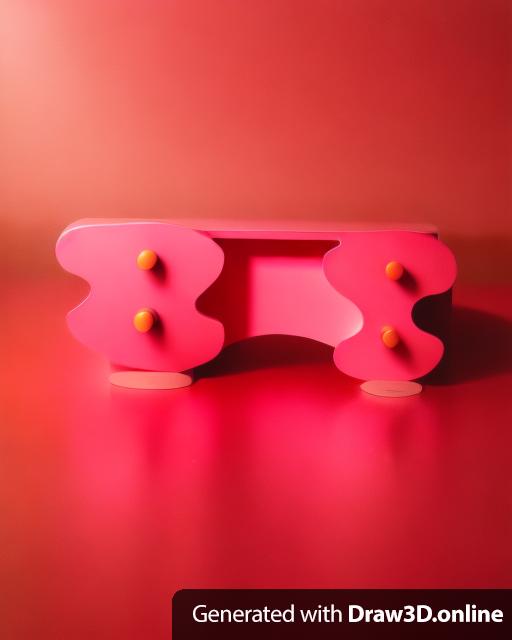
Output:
(109, 371), (193, 390)
(360, 380), (422, 398)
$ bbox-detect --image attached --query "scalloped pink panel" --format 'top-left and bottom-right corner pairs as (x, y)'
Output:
(56, 221), (225, 372)
(323, 232), (457, 380)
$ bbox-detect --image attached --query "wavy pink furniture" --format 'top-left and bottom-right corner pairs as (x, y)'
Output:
(56, 219), (456, 390)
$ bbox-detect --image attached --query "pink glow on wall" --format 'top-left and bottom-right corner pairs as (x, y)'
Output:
(1, 1), (510, 255)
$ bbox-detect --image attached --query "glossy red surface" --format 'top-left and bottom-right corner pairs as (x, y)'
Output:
(1, 277), (512, 639)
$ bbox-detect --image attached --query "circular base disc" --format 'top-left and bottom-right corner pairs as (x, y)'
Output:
(361, 380), (422, 398)
(109, 371), (193, 390)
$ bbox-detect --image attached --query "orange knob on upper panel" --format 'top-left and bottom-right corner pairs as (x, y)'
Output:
(136, 249), (158, 270)
(381, 326), (400, 349)
(385, 261), (404, 281)
(133, 308), (156, 333)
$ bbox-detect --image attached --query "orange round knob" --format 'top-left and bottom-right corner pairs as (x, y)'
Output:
(385, 261), (404, 281)
(133, 308), (156, 333)
(136, 249), (158, 270)
(381, 326), (400, 349)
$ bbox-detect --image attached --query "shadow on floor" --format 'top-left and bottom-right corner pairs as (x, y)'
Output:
(423, 306), (512, 385)
(195, 335), (333, 379)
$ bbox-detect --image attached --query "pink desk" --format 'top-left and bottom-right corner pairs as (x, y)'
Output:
(56, 219), (456, 390)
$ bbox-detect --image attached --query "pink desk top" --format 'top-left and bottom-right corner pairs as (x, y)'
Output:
(62, 218), (439, 241)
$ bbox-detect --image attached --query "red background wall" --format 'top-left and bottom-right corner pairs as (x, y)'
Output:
(1, 0), (511, 281)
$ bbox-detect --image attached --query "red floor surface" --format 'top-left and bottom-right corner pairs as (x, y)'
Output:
(1, 277), (512, 639)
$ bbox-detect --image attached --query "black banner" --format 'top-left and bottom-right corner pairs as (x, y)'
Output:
(173, 589), (511, 638)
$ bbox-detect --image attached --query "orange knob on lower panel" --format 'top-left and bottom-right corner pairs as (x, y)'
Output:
(133, 308), (156, 333)
(381, 326), (400, 349)
(137, 249), (158, 270)
(385, 261), (404, 281)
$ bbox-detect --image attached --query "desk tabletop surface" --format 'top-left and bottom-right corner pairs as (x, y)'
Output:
(63, 218), (438, 240)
